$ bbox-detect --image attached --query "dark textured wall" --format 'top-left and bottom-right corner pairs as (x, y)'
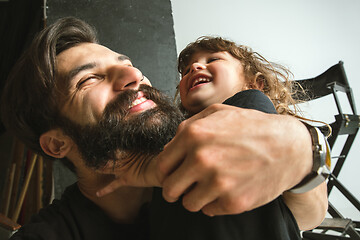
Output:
(45, 0), (179, 198)
(47, 0), (178, 96)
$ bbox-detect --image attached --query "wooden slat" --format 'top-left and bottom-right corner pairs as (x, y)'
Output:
(11, 154), (37, 223)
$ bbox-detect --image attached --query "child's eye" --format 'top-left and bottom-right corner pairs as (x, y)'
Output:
(208, 57), (220, 63)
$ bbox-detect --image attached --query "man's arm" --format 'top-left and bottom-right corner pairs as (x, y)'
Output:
(283, 183), (328, 230)
(97, 104), (328, 229)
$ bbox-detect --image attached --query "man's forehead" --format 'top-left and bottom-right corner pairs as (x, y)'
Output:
(56, 43), (131, 77)
(57, 43), (130, 65)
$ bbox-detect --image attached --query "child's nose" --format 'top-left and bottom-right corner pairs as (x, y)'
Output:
(190, 62), (206, 73)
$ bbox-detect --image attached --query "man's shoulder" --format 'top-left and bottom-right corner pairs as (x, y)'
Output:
(10, 183), (149, 240)
(9, 183), (97, 240)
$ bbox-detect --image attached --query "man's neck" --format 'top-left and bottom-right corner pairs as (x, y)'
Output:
(77, 170), (152, 224)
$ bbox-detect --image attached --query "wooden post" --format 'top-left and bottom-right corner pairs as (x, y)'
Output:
(11, 154), (37, 223)
(3, 163), (16, 217)
(36, 156), (43, 211)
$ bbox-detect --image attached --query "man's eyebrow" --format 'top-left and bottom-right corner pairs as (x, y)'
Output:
(67, 62), (97, 82)
(66, 54), (131, 81)
(118, 54), (131, 62)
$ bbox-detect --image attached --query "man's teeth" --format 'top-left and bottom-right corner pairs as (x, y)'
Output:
(130, 97), (147, 108)
(192, 77), (211, 88)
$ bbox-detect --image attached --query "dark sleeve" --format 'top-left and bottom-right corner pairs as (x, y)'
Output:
(223, 89), (277, 114)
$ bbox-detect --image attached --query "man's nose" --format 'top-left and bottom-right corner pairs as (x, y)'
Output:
(109, 65), (144, 91)
(190, 62), (206, 73)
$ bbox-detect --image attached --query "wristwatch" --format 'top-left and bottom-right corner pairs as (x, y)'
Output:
(289, 125), (331, 194)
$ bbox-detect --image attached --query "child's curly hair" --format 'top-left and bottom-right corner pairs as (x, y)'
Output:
(176, 36), (303, 116)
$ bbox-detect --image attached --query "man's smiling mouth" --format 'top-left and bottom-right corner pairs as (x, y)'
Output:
(130, 96), (147, 108)
(128, 91), (156, 113)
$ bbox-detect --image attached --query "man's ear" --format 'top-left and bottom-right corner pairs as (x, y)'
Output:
(39, 129), (73, 158)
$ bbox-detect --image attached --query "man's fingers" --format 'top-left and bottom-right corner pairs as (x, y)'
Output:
(156, 135), (187, 183)
(96, 179), (125, 197)
(201, 197), (249, 217)
(161, 157), (200, 202)
(180, 182), (219, 213)
(201, 199), (227, 216)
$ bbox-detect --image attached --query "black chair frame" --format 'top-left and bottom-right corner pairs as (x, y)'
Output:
(293, 61), (360, 239)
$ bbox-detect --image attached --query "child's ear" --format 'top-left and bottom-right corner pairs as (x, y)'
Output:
(256, 80), (264, 90)
(39, 129), (73, 158)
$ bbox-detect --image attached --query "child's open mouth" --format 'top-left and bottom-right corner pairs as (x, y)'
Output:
(190, 77), (211, 90)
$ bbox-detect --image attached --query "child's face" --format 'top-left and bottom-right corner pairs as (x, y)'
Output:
(179, 51), (248, 114)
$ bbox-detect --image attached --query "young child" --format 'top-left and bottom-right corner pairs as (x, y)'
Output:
(176, 36), (298, 118)
(149, 36), (303, 240)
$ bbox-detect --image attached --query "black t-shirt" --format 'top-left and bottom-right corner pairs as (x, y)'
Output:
(223, 89), (277, 114)
(149, 89), (301, 240)
(10, 183), (149, 240)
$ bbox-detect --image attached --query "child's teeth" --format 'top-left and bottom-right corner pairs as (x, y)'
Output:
(192, 77), (210, 87)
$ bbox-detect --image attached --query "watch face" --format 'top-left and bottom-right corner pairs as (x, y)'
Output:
(325, 140), (331, 170)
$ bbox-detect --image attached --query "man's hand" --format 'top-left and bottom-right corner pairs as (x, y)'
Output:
(97, 103), (314, 217)
(156, 104), (313, 216)
(96, 154), (161, 197)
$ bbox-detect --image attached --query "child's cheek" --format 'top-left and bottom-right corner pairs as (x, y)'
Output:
(179, 79), (187, 96)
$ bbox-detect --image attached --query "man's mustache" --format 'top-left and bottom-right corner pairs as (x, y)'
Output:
(101, 85), (161, 123)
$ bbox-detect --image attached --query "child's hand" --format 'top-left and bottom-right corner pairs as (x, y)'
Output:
(96, 154), (161, 197)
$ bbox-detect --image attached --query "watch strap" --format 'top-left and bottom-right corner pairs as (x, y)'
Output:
(288, 124), (331, 194)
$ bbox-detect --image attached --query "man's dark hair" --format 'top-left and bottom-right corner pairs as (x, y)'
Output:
(0, 17), (98, 159)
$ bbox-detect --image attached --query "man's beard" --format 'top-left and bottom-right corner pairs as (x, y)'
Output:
(57, 85), (184, 169)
